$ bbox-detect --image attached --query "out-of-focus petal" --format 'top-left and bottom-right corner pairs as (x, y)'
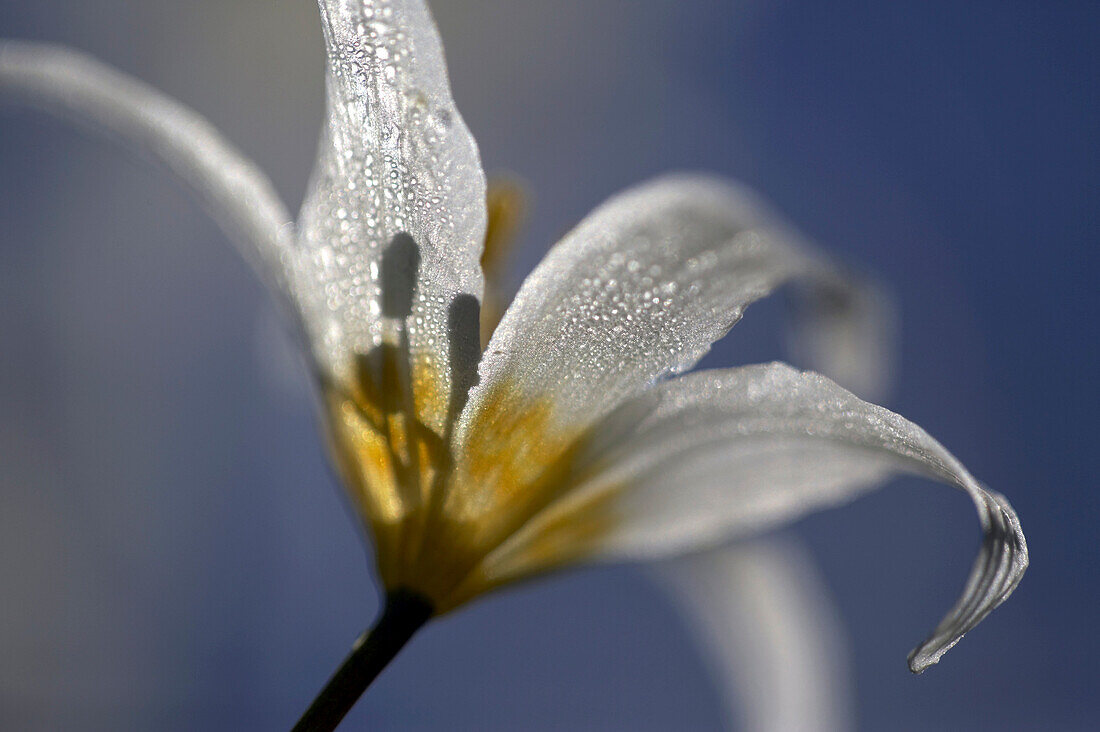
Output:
(297, 0), (487, 419)
(486, 362), (1027, 671)
(459, 175), (873, 451)
(479, 177), (528, 347)
(787, 273), (895, 402)
(0, 42), (296, 313)
(654, 538), (852, 732)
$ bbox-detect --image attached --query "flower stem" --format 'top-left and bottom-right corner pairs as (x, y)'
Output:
(291, 590), (433, 732)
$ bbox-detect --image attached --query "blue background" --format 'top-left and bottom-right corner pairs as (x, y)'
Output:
(1, 1), (1096, 729)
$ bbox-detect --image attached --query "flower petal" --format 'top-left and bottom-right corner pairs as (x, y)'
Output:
(788, 273), (894, 401)
(654, 538), (852, 732)
(479, 177), (528, 347)
(461, 174), (877, 445)
(0, 42), (295, 309)
(487, 362), (1027, 671)
(296, 0), (487, 407)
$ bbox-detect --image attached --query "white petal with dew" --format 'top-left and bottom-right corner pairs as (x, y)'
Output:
(494, 363), (1027, 671)
(0, 41), (298, 322)
(461, 174), (875, 445)
(654, 537), (852, 732)
(297, 0), (487, 408)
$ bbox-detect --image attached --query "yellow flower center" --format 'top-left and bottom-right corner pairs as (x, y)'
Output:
(322, 348), (618, 613)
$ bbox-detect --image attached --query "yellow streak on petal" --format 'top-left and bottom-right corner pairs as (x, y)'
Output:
(443, 487), (620, 612)
(447, 381), (580, 531)
(324, 352), (621, 611)
(416, 380), (612, 611)
(386, 379), (582, 606)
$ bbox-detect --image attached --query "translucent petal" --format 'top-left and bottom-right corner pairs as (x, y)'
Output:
(654, 538), (852, 732)
(296, 0), (487, 415)
(0, 42), (296, 312)
(489, 363), (1027, 671)
(459, 174), (871, 448)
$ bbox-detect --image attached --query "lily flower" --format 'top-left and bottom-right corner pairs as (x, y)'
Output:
(0, 0), (1027, 729)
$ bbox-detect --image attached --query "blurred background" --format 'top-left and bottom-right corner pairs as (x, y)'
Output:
(1, 1), (1096, 729)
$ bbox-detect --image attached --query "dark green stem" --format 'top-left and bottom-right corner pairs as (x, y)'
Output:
(291, 590), (433, 732)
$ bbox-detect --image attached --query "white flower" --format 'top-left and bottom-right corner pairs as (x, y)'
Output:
(0, 0), (1027, 726)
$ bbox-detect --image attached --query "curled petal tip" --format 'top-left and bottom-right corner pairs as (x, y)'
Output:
(501, 363), (1029, 674)
(907, 490), (1028, 673)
